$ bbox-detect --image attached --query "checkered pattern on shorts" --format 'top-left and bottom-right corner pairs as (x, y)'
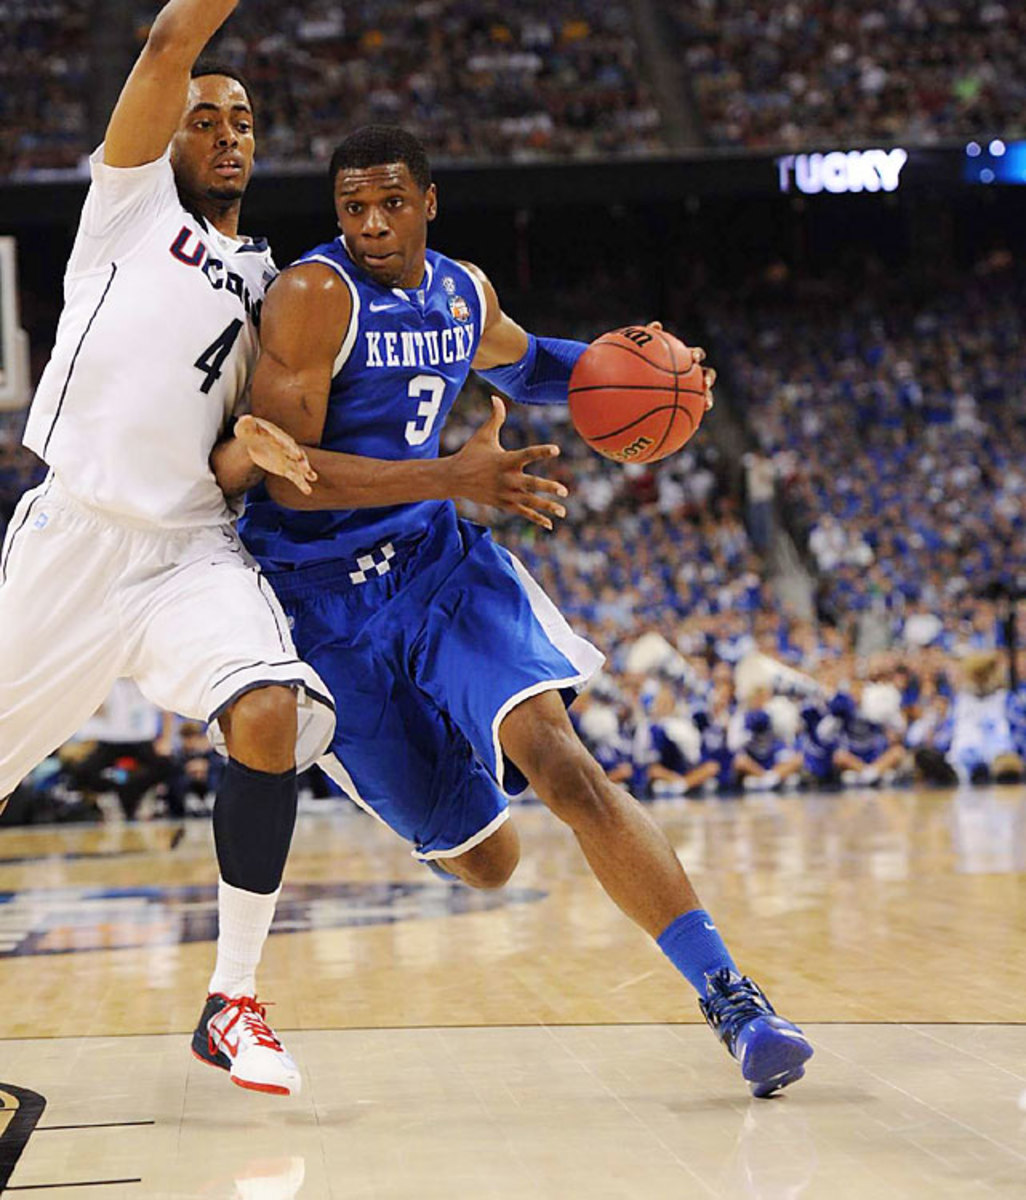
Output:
(348, 542), (397, 585)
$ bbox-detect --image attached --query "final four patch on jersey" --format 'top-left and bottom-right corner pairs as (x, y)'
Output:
(442, 275), (456, 295)
(449, 295), (472, 323)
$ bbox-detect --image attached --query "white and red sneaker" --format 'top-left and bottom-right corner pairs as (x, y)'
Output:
(191, 994), (301, 1096)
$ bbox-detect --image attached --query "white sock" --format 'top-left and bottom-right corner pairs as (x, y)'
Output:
(208, 878), (280, 998)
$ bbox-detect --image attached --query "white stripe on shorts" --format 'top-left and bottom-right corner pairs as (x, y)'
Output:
(488, 552), (605, 790)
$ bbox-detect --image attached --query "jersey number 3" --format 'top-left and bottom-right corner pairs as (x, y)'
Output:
(194, 320), (243, 395)
(404, 374), (446, 446)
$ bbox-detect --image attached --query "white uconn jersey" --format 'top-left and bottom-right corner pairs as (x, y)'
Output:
(24, 146), (275, 528)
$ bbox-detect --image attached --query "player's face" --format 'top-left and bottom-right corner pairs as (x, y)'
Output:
(335, 163), (438, 289)
(170, 76), (255, 207)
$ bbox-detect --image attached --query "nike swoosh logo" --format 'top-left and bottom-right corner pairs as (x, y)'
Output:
(369, 301), (397, 312)
(703, 922), (717, 931)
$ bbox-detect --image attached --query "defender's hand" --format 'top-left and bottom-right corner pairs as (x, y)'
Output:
(448, 397), (569, 531)
(647, 322), (716, 412)
(235, 415), (318, 496)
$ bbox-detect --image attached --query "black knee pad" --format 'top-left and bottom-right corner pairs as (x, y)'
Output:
(212, 758), (298, 894)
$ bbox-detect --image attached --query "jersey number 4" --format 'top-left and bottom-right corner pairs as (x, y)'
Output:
(404, 374), (446, 446)
(194, 320), (243, 394)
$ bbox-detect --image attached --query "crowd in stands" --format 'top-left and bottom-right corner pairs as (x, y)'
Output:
(673, 0), (1026, 149)
(571, 627), (1026, 802)
(1, 0), (664, 180)
(183, 0), (664, 166)
(11, 0), (1026, 178)
(708, 257), (1026, 651)
(0, 0), (90, 179)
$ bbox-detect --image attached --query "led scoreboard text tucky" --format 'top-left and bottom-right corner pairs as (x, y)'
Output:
(774, 141), (1026, 196)
(776, 149), (910, 195)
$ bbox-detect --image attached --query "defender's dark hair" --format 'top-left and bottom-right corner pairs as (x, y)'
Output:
(329, 126), (432, 192)
(190, 59), (256, 119)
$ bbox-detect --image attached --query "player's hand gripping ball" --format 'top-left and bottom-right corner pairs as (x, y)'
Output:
(569, 325), (709, 463)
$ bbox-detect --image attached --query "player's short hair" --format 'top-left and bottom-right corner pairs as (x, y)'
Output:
(190, 59), (256, 120)
(329, 126), (432, 192)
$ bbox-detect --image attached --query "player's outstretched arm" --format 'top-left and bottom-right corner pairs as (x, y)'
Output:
(466, 263), (717, 412)
(464, 262), (589, 405)
(104, 0), (240, 168)
(251, 266), (569, 528)
(295, 400), (568, 530)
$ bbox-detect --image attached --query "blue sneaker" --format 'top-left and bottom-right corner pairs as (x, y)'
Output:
(699, 969), (813, 1098)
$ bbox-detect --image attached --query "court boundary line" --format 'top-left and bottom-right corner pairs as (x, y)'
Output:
(35, 1121), (154, 1133)
(5, 1179), (140, 1191)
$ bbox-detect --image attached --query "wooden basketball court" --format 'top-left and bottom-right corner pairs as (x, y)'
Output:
(1, 787), (1024, 1197)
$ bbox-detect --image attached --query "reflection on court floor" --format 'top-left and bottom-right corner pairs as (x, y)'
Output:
(0, 881), (546, 957)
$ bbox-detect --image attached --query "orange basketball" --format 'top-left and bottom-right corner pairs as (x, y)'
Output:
(568, 326), (707, 463)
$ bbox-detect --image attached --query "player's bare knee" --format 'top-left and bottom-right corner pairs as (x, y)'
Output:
(222, 685), (297, 770)
(228, 685), (296, 735)
(457, 857), (517, 890)
(450, 823), (520, 889)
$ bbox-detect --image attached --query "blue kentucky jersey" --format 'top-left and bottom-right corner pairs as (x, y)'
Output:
(240, 239), (486, 567)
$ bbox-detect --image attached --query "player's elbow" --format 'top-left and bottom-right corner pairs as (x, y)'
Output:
(266, 475), (315, 511)
(146, 3), (239, 59)
(142, 17), (195, 63)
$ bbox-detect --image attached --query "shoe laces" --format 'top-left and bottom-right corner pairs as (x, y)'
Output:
(698, 969), (776, 1053)
(210, 995), (282, 1055)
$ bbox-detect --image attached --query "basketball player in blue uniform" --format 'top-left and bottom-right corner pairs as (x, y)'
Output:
(240, 127), (813, 1097)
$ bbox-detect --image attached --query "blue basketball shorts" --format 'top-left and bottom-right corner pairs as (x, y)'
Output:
(266, 507), (604, 862)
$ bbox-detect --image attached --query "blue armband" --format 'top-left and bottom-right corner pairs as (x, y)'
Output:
(477, 333), (589, 406)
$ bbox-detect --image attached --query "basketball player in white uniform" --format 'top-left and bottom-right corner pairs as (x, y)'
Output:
(0, 0), (334, 1095)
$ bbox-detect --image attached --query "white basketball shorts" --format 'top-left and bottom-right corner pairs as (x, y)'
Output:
(0, 475), (335, 798)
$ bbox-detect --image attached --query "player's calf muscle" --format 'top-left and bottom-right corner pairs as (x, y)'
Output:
(511, 728), (616, 828)
(500, 695), (593, 781)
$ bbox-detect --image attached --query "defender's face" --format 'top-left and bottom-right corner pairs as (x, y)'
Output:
(171, 75), (255, 205)
(335, 162), (437, 289)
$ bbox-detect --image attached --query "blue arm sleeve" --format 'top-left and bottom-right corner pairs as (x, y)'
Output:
(477, 333), (589, 406)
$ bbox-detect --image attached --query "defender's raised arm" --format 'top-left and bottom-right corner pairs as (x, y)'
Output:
(104, 0), (240, 169)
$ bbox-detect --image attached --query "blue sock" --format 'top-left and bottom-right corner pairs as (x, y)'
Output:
(657, 909), (738, 995)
